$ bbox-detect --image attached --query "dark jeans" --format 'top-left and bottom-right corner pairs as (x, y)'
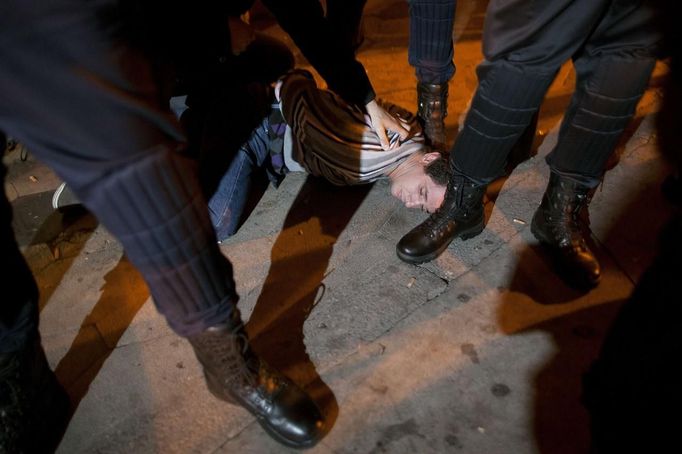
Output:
(209, 116), (272, 241)
(0, 0), (238, 351)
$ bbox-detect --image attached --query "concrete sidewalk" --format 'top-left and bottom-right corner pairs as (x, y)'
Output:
(5, 1), (676, 453)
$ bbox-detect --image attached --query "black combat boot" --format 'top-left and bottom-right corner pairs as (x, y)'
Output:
(0, 336), (70, 454)
(417, 82), (448, 151)
(187, 311), (324, 449)
(531, 172), (601, 290)
(397, 174), (486, 264)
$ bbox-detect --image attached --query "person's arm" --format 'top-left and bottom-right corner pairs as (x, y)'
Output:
(262, 0), (370, 104)
(365, 99), (412, 149)
(260, 0), (410, 149)
(227, 15), (255, 55)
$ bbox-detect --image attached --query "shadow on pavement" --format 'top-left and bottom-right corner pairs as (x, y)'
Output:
(501, 300), (624, 454)
(20, 204), (151, 437)
(54, 256), (149, 413)
(497, 151), (678, 453)
(28, 206), (97, 313)
(247, 175), (372, 437)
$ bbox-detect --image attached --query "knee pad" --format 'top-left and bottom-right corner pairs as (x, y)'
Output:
(76, 147), (237, 336)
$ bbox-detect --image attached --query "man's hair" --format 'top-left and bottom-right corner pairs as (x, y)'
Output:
(424, 149), (452, 186)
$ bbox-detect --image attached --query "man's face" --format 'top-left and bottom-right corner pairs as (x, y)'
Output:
(390, 153), (447, 213)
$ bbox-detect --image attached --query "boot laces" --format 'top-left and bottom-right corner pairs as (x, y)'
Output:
(226, 332), (285, 402)
(419, 178), (479, 238)
(420, 209), (451, 239)
(550, 192), (589, 247)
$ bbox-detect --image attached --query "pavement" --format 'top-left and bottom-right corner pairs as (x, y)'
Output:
(4, 1), (677, 453)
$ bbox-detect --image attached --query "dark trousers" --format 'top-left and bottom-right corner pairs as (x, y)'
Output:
(325, 0), (458, 86)
(0, 0), (238, 352)
(408, 0), (458, 85)
(452, 0), (661, 183)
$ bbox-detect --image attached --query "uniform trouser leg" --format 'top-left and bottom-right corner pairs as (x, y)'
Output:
(451, 0), (660, 182)
(545, 1), (660, 183)
(326, 0), (368, 51)
(0, 0), (238, 346)
(0, 163), (40, 354)
(450, 63), (555, 182)
(407, 0), (457, 85)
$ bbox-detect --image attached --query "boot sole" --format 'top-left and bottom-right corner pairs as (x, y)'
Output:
(206, 376), (322, 449)
(396, 219), (485, 265)
(256, 416), (322, 449)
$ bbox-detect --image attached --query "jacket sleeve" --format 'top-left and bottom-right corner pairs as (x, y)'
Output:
(260, 0), (376, 108)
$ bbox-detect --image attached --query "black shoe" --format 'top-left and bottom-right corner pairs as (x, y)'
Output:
(0, 337), (70, 453)
(188, 315), (324, 449)
(531, 172), (601, 290)
(417, 82), (449, 151)
(396, 175), (486, 264)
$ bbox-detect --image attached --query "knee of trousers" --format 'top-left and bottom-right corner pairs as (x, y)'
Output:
(570, 56), (657, 135)
(546, 56), (656, 177)
(73, 146), (238, 336)
(464, 91), (539, 141)
(75, 146), (212, 252)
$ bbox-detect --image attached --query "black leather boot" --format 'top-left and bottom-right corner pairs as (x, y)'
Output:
(187, 312), (324, 449)
(417, 82), (448, 151)
(531, 172), (601, 290)
(0, 336), (70, 453)
(397, 174), (486, 264)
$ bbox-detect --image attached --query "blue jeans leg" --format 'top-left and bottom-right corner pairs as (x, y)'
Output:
(208, 119), (271, 241)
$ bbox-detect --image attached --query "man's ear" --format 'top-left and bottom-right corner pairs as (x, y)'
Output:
(421, 151), (441, 164)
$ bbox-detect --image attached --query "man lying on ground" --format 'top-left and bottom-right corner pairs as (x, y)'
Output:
(52, 70), (450, 242)
(207, 69), (450, 241)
